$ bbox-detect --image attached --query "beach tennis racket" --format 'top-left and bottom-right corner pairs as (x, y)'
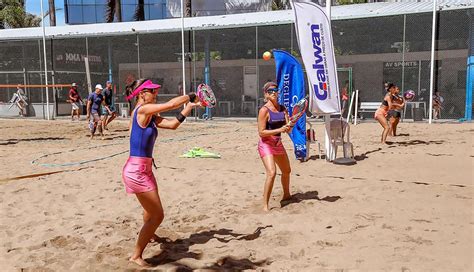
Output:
(197, 83), (216, 108)
(288, 96), (308, 126)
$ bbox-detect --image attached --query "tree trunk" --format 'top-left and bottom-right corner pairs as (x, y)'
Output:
(115, 0), (122, 22)
(48, 0), (56, 26)
(134, 0), (145, 21)
(185, 0), (192, 17)
(106, 0), (115, 23)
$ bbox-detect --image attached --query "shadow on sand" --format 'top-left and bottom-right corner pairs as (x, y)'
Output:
(0, 137), (66, 145)
(280, 191), (341, 208)
(353, 148), (383, 161)
(145, 226), (272, 270)
(386, 139), (444, 147)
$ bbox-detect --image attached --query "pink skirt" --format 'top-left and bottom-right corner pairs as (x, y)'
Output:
(258, 136), (287, 158)
(122, 156), (157, 194)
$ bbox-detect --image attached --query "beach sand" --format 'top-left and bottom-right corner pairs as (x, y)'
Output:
(0, 118), (472, 271)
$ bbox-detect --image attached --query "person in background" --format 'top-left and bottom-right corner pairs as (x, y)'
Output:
(101, 81), (117, 130)
(68, 83), (83, 121)
(387, 86), (405, 136)
(9, 84), (28, 117)
(374, 83), (397, 144)
(433, 90), (444, 120)
(341, 80), (350, 118)
(86, 84), (110, 139)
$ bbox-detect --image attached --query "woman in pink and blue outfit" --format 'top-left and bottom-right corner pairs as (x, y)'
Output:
(122, 78), (200, 267)
(257, 82), (292, 212)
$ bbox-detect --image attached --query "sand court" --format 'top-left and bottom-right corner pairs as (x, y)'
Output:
(0, 118), (472, 271)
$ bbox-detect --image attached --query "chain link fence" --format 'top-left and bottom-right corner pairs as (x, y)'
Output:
(0, 7), (471, 120)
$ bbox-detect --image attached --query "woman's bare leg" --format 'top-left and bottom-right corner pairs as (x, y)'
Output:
(391, 117), (400, 136)
(388, 117), (396, 136)
(130, 190), (164, 267)
(375, 115), (390, 144)
(261, 155), (277, 212)
(274, 153), (291, 201)
(143, 210), (159, 242)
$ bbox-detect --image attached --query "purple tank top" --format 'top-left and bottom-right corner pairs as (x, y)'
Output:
(130, 106), (158, 158)
(265, 105), (286, 136)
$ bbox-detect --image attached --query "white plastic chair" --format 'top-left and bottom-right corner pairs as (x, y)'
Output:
(120, 103), (130, 118)
(305, 120), (323, 160)
(327, 119), (354, 161)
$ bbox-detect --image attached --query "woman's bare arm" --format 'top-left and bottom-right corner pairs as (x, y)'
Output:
(139, 95), (191, 116)
(155, 102), (198, 130)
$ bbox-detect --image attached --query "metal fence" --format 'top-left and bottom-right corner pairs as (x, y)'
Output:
(0, 8), (471, 119)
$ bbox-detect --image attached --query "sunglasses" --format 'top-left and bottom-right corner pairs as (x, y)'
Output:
(143, 89), (158, 94)
(266, 87), (280, 94)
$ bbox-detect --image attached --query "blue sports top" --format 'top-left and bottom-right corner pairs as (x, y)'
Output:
(265, 105), (286, 136)
(130, 106), (158, 158)
(88, 92), (103, 113)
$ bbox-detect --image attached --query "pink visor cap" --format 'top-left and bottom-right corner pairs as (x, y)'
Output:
(126, 80), (161, 101)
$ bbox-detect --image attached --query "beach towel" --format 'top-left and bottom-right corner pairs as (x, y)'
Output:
(179, 147), (221, 159)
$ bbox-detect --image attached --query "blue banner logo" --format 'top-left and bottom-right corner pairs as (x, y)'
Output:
(274, 50), (307, 159)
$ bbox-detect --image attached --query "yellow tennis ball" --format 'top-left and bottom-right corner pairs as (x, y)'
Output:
(262, 51), (272, 61)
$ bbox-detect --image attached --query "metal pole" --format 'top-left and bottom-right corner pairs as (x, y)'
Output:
(324, 0), (332, 161)
(255, 26), (259, 117)
(193, 30), (198, 120)
(401, 14), (406, 94)
(137, 34), (141, 78)
(85, 37), (92, 93)
(181, 0), (186, 98)
(354, 89), (359, 125)
(428, 0), (437, 124)
(465, 9), (474, 121)
(417, 60), (421, 95)
(38, 40), (45, 119)
(50, 38), (57, 119)
(326, 0), (331, 20)
(346, 90), (355, 124)
(40, 0), (50, 120)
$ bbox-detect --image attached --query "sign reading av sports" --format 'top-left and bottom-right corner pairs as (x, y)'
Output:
(291, 1), (341, 114)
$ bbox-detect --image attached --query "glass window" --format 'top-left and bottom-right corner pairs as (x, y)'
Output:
(121, 4), (137, 21)
(67, 6), (83, 24)
(66, 0), (83, 4)
(146, 4), (165, 20)
(82, 5), (97, 23)
(146, 0), (163, 3)
(96, 5), (107, 23)
(122, 0), (138, 4)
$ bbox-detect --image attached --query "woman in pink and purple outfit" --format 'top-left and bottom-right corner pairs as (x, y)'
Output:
(122, 78), (200, 267)
(257, 82), (292, 212)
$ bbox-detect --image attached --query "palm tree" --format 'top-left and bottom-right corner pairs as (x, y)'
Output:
(271, 0), (290, 11)
(0, 0), (41, 28)
(185, 0), (191, 17)
(134, 0), (145, 21)
(106, 0), (122, 23)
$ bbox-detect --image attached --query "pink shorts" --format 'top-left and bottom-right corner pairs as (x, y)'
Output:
(258, 136), (287, 158)
(122, 156), (157, 194)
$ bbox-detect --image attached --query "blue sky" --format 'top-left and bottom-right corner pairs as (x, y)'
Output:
(26, 0), (66, 26)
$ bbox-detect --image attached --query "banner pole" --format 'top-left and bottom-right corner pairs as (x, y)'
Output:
(324, 0), (332, 161)
(40, 0), (50, 120)
(354, 89), (359, 125)
(346, 90), (355, 124)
